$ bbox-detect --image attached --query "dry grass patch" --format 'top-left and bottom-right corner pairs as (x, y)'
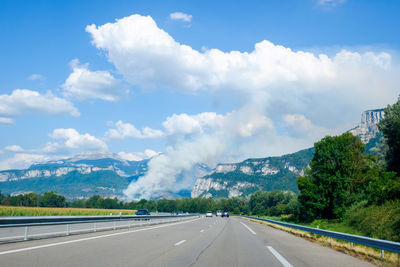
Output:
(241, 217), (400, 267)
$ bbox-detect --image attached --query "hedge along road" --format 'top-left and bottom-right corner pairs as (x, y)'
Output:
(0, 216), (373, 267)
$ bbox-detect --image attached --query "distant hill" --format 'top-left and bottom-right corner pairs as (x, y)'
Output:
(191, 148), (314, 198)
(0, 152), (149, 199)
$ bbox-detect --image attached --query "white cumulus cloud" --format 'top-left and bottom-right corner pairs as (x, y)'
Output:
(62, 59), (122, 101)
(118, 149), (159, 161)
(169, 12), (192, 22)
(0, 117), (14, 124)
(28, 74), (46, 81)
(163, 112), (224, 135)
(46, 128), (107, 152)
(86, 14), (398, 126)
(105, 120), (164, 139)
(0, 153), (51, 170)
(4, 145), (24, 152)
(0, 89), (80, 123)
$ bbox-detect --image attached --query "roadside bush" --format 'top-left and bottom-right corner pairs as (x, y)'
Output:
(345, 200), (400, 241)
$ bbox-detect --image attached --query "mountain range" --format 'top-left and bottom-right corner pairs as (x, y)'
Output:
(0, 152), (148, 199)
(0, 109), (384, 199)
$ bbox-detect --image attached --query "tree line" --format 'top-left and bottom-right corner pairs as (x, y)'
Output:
(0, 190), (296, 217)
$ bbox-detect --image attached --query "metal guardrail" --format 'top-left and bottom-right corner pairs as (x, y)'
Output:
(240, 215), (400, 255)
(0, 214), (196, 228)
(0, 214), (198, 242)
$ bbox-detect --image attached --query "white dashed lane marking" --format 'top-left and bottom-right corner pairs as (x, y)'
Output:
(239, 222), (256, 235)
(174, 240), (186, 246)
(267, 246), (293, 267)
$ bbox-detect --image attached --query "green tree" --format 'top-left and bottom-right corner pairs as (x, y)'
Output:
(85, 195), (102, 208)
(297, 133), (369, 221)
(366, 171), (400, 204)
(378, 97), (400, 175)
(40, 191), (66, 207)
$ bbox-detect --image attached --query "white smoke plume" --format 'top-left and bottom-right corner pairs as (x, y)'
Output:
(123, 107), (335, 199)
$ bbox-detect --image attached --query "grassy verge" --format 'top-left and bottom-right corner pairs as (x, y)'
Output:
(0, 205), (137, 216)
(259, 215), (363, 235)
(241, 217), (400, 267)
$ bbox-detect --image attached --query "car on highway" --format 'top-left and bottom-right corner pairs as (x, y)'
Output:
(216, 210), (223, 216)
(136, 209), (151, 215)
(222, 211), (229, 217)
(206, 211), (213, 217)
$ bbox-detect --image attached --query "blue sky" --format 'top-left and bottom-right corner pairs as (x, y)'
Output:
(1, 0), (399, 197)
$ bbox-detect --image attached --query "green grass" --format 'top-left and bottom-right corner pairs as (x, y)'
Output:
(259, 215), (363, 236)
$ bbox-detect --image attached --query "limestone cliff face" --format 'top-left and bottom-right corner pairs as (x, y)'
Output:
(190, 148), (314, 198)
(349, 109), (384, 143)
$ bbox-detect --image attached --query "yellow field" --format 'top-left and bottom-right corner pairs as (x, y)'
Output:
(0, 206), (137, 216)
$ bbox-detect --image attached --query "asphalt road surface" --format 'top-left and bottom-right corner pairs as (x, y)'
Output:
(0, 216), (374, 267)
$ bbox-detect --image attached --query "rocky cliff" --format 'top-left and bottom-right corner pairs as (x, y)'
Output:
(349, 109), (384, 143)
(191, 148), (314, 198)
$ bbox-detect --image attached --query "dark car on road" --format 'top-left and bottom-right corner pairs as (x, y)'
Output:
(136, 209), (151, 215)
(221, 211), (229, 217)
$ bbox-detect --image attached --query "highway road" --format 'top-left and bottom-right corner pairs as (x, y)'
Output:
(0, 216), (373, 267)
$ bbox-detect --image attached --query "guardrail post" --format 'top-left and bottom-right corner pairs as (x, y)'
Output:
(381, 249), (384, 259)
(66, 224), (70, 236)
(24, 226), (28, 241)
(94, 223), (96, 232)
(113, 221), (116, 230)
(350, 242), (353, 249)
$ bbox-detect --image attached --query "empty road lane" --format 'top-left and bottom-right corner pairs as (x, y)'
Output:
(0, 217), (373, 267)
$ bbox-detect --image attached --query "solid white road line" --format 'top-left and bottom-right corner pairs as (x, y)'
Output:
(174, 240), (186, 246)
(267, 246), (293, 267)
(200, 229), (204, 233)
(0, 218), (200, 256)
(239, 222), (256, 235)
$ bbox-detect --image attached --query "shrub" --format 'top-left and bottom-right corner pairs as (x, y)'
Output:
(345, 200), (400, 241)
